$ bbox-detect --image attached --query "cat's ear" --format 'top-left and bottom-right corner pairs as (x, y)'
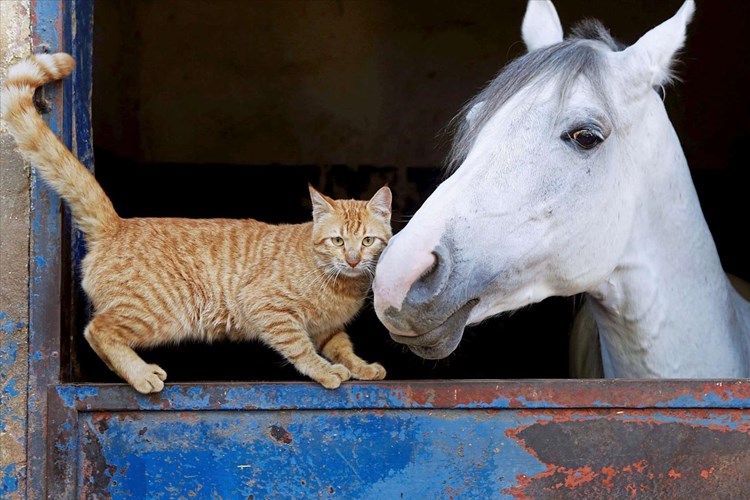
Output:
(309, 184), (336, 221)
(367, 185), (392, 219)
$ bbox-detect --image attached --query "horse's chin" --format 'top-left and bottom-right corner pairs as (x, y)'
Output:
(388, 299), (479, 360)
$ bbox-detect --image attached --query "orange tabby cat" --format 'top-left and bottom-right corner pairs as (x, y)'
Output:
(2, 53), (392, 393)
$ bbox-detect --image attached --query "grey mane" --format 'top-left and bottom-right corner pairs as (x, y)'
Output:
(446, 20), (624, 174)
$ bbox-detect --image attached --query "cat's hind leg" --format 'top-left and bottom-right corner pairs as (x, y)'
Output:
(264, 321), (351, 389)
(317, 331), (386, 381)
(83, 312), (167, 394)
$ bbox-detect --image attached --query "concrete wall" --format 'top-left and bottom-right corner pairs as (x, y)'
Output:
(0, 1), (31, 497)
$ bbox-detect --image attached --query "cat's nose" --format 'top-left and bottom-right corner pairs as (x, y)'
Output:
(346, 256), (361, 268)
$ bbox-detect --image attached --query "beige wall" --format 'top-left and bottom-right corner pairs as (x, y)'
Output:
(0, 1), (31, 497)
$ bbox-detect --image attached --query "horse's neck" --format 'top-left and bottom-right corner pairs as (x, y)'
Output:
(586, 136), (750, 378)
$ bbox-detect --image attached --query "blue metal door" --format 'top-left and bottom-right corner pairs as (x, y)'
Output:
(47, 381), (750, 498)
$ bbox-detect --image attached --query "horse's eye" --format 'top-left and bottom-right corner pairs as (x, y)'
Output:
(566, 128), (603, 150)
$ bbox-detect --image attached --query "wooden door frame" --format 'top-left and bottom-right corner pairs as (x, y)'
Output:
(27, 1), (93, 497)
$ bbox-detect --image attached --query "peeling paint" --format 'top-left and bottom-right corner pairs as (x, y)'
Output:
(0, 313), (25, 334)
(56, 386), (99, 408)
(54, 380), (750, 412)
(0, 464), (21, 497)
(46, 382), (750, 498)
(76, 409), (545, 498)
(26, 0), (71, 497)
(505, 415), (750, 498)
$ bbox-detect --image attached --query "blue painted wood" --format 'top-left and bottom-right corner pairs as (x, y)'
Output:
(28, 1), (67, 497)
(82, 409), (538, 498)
(27, 1), (94, 497)
(48, 382), (750, 498)
(69, 0), (94, 266)
(54, 380), (750, 411)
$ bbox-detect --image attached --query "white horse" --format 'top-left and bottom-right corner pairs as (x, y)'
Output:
(373, 0), (750, 378)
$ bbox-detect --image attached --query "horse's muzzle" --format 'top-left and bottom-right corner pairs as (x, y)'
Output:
(387, 299), (479, 359)
(375, 231), (481, 358)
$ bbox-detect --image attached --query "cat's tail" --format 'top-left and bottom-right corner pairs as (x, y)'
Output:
(1, 53), (120, 240)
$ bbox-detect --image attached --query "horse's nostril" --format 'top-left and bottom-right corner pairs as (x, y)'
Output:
(408, 245), (452, 305)
(418, 251), (439, 281)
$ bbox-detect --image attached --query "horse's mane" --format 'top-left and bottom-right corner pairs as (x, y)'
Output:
(569, 19), (625, 51)
(445, 20), (624, 174)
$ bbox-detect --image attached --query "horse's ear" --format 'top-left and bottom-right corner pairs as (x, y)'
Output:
(621, 0), (695, 87)
(521, 0), (563, 52)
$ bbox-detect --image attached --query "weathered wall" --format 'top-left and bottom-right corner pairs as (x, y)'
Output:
(0, 1), (31, 497)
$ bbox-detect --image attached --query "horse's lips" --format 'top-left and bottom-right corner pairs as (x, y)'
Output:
(388, 299), (479, 360)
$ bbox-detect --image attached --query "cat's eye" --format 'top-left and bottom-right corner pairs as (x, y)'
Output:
(362, 236), (375, 247)
(331, 237), (345, 246)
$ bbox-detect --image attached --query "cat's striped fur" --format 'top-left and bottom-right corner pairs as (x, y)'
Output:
(2, 53), (392, 393)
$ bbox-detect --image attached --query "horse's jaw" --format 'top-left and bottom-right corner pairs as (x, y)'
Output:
(381, 274), (559, 359)
(387, 299), (479, 359)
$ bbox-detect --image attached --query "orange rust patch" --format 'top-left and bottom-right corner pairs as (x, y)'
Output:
(505, 465), (557, 499)
(562, 465), (597, 488)
(625, 483), (638, 497)
(374, 380), (750, 409)
(632, 460), (648, 473)
(699, 381), (750, 401)
(601, 466), (618, 489)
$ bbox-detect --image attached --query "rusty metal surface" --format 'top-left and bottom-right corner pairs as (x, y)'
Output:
(27, 1), (94, 498)
(27, 1), (67, 498)
(48, 380), (750, 498)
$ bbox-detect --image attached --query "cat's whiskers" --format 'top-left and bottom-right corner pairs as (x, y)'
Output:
(331, 268), (343, 289)
(320, 265), (341, 292)
(298, 266), (330, 291)
(298, 262), (339, 295)
(302, 260), (341, 286)
(361, 263), (375, 282)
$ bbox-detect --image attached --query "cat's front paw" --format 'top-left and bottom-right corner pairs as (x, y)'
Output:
(349, 362), (386, 381)
(314, 363), (351, 389)
(130, 364), (167, 394)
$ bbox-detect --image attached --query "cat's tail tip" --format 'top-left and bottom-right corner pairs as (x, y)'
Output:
(2, 52), (74, 119)
(3, 52), (75, 93)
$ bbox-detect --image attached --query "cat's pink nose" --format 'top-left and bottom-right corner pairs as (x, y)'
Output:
(346, 256), (361, 268)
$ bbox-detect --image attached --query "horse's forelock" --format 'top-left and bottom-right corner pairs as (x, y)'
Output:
(445, 20), (620, 175)
(569, 19), (626, 52)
